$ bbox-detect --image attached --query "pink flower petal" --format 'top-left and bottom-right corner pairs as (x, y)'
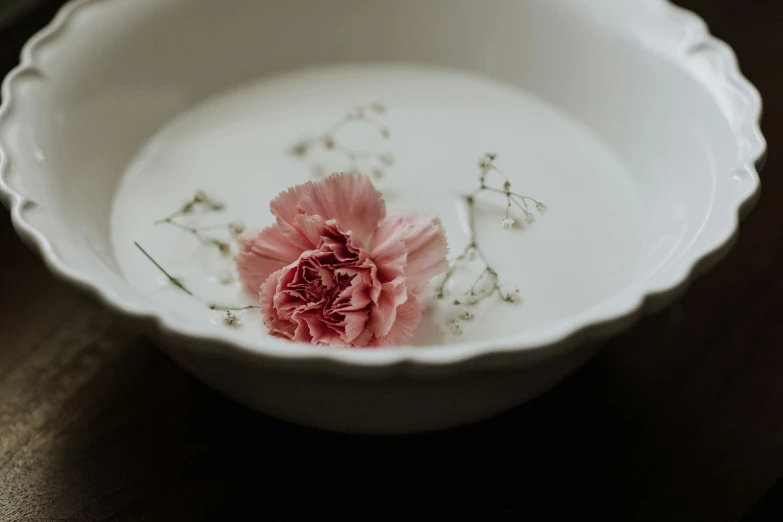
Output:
(293, 214), (330, 247)
(294, 309), (328, 344)
(236, 227), (304, 294)
(374, 211), (449, 295)
(369, 278), (408, 338)
(373, 298), (422, 347)
(298, 173), (386, 245)
(259, 268), (297, 340)
(342, 310), (370, 344)
(266, 186), (319, 251)
(368, 228), (408, 284)
(352, 328), (375, 348)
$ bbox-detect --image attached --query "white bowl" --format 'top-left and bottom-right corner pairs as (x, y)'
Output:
(0, 0), (765, 434)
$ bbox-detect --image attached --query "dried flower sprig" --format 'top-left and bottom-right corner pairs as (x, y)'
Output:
(290, 103), (395, 180)
(436, 153), (545, 335)
(154, 192), (244, 257)
(134, 242), (259, 327)
(434, 194), (522, 307)
(477, 153), (547, 227)
(155, 191), (225, 223)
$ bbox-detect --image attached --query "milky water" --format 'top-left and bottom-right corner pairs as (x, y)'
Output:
(110, 63), (643, 345)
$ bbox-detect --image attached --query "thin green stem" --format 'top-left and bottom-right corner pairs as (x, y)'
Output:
(482, 186), (542, 205)
(187, 222), (240, 232)
(210, 305), (261, 312)
(154, 210), (184, 225)
(156, 218), (232, 255)
(322, 114), (351, 137)
(134, 242), (194, 296)
(161, 219), (203, 237)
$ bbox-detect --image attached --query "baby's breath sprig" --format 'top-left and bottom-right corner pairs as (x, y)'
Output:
(290, 103), (395, 180)
(434, 194), (522, 310)
(154, 192), (244, 257)
(436, 153), (545, 335)
(155, 191), (225, 223)
(476, 153), (547, 227)
(134, 242), (259, 327)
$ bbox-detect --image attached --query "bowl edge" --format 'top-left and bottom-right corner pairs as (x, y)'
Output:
(0, 0), (767, 377)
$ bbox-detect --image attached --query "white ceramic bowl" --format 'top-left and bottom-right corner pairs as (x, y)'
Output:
(0, 0), (765, 434)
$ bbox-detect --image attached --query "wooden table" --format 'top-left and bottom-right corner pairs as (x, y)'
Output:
(1, 1), (781, 520)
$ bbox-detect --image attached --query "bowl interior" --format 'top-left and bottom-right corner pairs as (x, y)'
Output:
(3, 0), (748, 347)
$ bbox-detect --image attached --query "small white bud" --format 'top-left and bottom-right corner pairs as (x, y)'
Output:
(229, 222), (245, 237)
(224, 312), (241, 327)
(536, 202), (548, 214)
(459, 309), (476, 321)
(218, 271), (235, 285)
(502, 218), (515, 230)
(379, 153), (395, 166)
(449, 321), (464, 335)
(214, 241), (231, 256)
(524, 212), (535, 225)
(290, 142), (309, 156)
(501, 287), (522, 304)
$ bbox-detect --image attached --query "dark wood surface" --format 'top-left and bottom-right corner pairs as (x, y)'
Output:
(1, 1), (782, 521)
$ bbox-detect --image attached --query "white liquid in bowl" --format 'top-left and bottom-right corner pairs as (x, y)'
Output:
(110, 64), (643, 345)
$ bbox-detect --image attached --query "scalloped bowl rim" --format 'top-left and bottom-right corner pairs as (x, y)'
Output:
(0, 0), (766, 371)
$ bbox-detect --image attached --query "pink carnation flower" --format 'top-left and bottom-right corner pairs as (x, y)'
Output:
(236, 173), (448, 348)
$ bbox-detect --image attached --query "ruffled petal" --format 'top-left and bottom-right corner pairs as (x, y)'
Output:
(342, 310), (371, 344)
(368, 227), (408, 284)
(236, 227), (304, 294)
(352, 328), (375, 348)
(298, 173), (386, 245)
(369, 278), (408, 338)
(293, 214), (330, 247)
(258, 268), (297, 340)
(268, 183), (318, 251)
(373, 298), (422, 347)
(373, 211), (449, 295)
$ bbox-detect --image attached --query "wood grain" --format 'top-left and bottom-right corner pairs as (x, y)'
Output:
(0, 1), (781, 520)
